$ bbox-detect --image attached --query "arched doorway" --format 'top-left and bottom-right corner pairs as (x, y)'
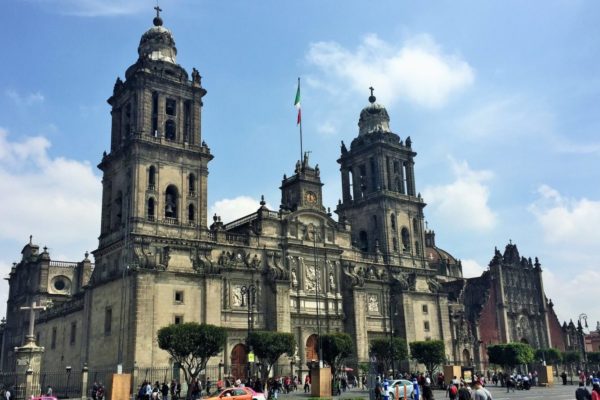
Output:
(306, 334), (319, 362)
(230, 343), (248, 380)
(462, 349), (471, 366)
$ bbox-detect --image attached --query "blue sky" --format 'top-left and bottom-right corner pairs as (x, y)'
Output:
(1, 0), (599, 331)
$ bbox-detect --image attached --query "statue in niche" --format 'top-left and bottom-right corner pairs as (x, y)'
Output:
(368, 294), (379, 312)
(232, 286), (243, 306)
(329, 272), (336, 291)
(291, 268), (298, 288)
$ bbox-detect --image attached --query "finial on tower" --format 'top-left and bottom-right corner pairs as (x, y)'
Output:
(153, 3), (163, 26)
(368, 86), (376, 104)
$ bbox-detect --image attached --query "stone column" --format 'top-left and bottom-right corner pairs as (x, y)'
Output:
(81, 364), (89, 400)
(25, 369), (34, 400)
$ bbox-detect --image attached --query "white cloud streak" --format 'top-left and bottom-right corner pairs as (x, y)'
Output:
(423, 158), (496, 232)
(5, 90), (45, 106)
(26, 0), (146, 17)
(306, 33), (474, 108)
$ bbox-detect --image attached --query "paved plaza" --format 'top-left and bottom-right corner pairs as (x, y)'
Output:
(277, 383), (585, 399)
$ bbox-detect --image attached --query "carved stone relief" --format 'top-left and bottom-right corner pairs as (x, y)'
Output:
(367, 294), (379, 313)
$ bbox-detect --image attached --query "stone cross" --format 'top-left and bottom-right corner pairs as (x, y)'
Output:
(20, 301), (47, 343)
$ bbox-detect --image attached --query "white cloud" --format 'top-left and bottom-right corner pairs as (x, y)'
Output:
(462, 259), (486, 278)
(317, 121), (338, 136)
(26, 0), (146, 16)
(0, 128), (101, 252)
(306, 33), (474, 108)
(5, 89), (45, 106)
(529, 185), (600, 249)
(423, 158), (496, 232)
(209, 196), (274, 224)
(543, 266), (600, 326)
(458, 96), (554, 140)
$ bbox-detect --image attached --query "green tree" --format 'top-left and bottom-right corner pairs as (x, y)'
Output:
(157, 323), (227, 389)
(487, 344), (506, 367)
(370, 337), (408, 374)
(409, 340), (446, 375)
(503, 342), (534, 368)
(535, 348), (562, 365)
(562, 351), (582, 364)
(587, 352), (600, 369)
(487, 343), (534, 370)
(320, 333), (354, 374)
(248, 331), (295, 378)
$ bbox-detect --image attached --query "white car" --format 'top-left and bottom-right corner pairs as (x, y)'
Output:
(386, 380), (415, 399)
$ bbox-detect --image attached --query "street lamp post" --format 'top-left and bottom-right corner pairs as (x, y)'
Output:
(65, 365), (72, 398)
(388, 291), (396, 379)
(241, 284), (257, 380)
(578, 313), (589, 370)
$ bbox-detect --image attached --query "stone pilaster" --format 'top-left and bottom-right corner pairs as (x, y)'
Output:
(274, 282), (291, 332)
(203, 276), (222, 325)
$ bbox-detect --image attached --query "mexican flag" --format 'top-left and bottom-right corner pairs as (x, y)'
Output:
(294, 79), (301, 125)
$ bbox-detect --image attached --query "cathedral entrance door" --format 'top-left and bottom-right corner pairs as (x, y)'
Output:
(462, 349), (471, 366)
(306, 334), (319, 362)
(230, 343), (248, 381)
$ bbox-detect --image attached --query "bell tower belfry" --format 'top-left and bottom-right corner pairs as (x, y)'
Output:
(94, 10), (213, 277)
(336, 89), (426, 266)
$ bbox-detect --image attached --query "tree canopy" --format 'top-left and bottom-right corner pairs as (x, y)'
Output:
(534, 348), (562, 365)
(487, 343), (534, 369)
(157, 322), (227, 385)
(409, 340), (445, 375)
(248, 331), (295, 376)
(370, 337), (408, 374)
(320, 333), (353, 373)
(562, 350), (582, 364)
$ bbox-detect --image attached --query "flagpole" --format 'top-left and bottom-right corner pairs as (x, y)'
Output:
(298, 77), (303, 163)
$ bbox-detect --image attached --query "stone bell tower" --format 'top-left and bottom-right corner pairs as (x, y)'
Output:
(336, 89), (427, 266)
(94, 8), (213, 279)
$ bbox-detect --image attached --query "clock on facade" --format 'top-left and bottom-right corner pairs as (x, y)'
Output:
(304, 191), (317, 204)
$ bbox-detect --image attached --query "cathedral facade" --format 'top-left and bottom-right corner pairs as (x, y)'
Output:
(0, 13), (569, 376)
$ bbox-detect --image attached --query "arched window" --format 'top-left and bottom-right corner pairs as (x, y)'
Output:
(165, 185), (178, 220)
(401, 227), (410, 252)
(147, 198), (155, 221)
(392, 237), (398, 252)
(390, 213), (396, 230)
(188, 173), (196, 195)
(188, 204), (195, 222)
(359, 231), (369, 252)
(165, 120), (176, 141)
(114, 191), (123, 225)
(151, 92), (159, 136)
(148, 166), (156, 190)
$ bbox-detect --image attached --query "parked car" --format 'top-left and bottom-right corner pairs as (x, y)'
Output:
(207, 387), (265, 400)
(386, 380), (415, 399)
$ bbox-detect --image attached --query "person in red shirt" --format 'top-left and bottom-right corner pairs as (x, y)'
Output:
(592, 379), (600, 400)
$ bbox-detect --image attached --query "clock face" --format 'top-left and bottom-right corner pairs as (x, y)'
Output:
(305, 191), (317, 204)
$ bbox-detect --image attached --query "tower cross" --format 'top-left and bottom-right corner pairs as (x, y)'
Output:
(369, 86), (374, 97)
(20, 301), (47, 343)
(154, 4), (162, 18)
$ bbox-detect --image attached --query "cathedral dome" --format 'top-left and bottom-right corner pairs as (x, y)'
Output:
(358, 88), (391, 136)
(137, 14), (177, 64)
